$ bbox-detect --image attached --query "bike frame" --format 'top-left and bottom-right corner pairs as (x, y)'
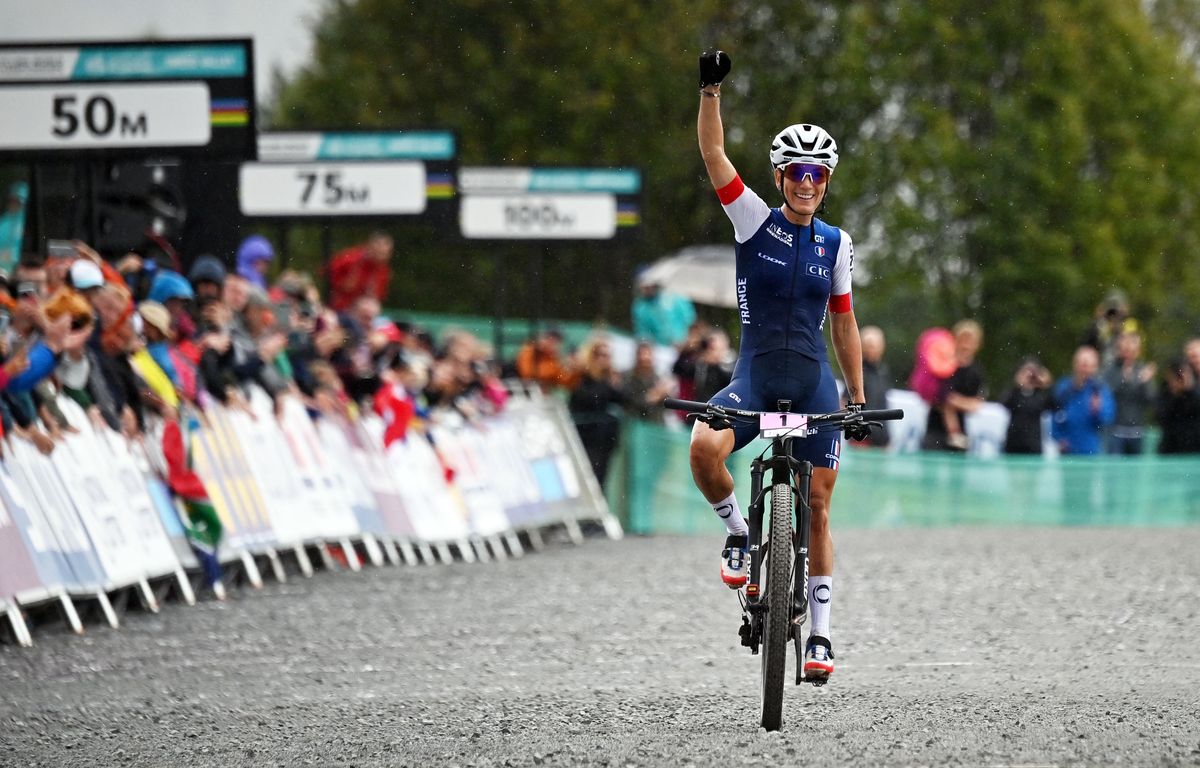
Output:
(661, 395), (903, 698)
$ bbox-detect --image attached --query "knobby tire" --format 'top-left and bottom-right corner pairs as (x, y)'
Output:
(760, 481), (794, 731)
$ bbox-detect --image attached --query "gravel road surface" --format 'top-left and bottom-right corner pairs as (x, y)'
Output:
(3, 528), (1199, 767)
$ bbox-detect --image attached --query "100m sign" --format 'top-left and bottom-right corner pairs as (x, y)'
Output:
(460, 194), (617, 239)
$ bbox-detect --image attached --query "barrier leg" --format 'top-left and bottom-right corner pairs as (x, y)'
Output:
(380, 538), (403, 566)
(504, 531), (525, 558)
(435, 542), (454, 564)
(416, 542), (435, 565)
(601, 514), (625, 541)
(4, 602), (33, 647)
(90, 591), (117, 630)
(563, 518), (585, 546)
(393, 540), (417, 564)
(397, 539), (419, 566)
(525, 527), (545, 552)
(471, 538), (491, 563)
(453, 538), (477, 564)
(136, 578), (160, 614)
(264, 548), (287, 584)
(339, 538), (362, 572)
(240, 551), (264, 589)
(293, 544), (315, 577)
(312, 543), (338, 571)
(487, 535), (507, 562)
(361, 534), (386, 567)
(175, 567), (197, 606)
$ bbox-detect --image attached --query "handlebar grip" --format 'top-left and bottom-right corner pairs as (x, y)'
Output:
(663, 397), (711, 412)
(861, 408), (905, 421)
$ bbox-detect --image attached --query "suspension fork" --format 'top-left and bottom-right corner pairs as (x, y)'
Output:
(746, 456), (766, 604)
(792, 459), (813, 626)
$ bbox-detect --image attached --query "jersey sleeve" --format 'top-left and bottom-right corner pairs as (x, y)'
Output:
(715, 175), (771, 244)
(828, 230), (854, 313)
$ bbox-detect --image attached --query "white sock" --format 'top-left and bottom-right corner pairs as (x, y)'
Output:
(711, 493), (748, 536)
(809, 576), (832, 640)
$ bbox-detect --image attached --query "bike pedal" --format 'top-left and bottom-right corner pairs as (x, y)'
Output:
(738, 617), (754, 648)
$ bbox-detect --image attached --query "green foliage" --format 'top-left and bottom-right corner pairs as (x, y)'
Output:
(270, 0), (1200, 385)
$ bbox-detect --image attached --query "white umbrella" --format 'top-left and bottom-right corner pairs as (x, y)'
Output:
(639, 245), (737, 308)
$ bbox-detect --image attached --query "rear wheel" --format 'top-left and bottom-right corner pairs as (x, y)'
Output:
(759, 481), (794, 731)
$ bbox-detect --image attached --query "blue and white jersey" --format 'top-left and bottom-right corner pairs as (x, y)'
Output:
(716, 175), (854, 363)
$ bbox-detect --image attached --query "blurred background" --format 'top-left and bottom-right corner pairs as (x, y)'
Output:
(2, 0), (1199, 540)
(3, 0), (1199, 382)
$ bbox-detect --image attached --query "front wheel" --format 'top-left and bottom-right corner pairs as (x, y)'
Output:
(759, 481), (794, 731)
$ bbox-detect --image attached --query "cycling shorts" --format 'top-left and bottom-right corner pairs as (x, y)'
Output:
(707, 349), (843, 470)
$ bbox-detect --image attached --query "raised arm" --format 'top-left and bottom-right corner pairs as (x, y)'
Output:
(697, 50), (737, 190)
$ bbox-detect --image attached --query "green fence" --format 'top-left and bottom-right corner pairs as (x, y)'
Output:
(393, 310), (616, 362)
(607, 419), (1200, 533)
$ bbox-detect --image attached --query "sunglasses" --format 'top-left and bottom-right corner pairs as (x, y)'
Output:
(782, 163), (830, 184)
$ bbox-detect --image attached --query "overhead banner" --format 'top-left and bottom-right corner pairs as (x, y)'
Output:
(0, 39), (256, 160)
(459, 166), (641, 240)
(240, 130), (456, 221)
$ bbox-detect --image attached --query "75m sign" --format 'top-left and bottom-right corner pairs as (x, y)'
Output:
(239, 162), (427, 216)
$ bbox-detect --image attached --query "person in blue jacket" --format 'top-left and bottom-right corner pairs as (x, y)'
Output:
(1051, 345), (1116, 455)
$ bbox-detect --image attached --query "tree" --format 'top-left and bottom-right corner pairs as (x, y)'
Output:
(271, 0), (723, 330)
(720, 0), (1200, 383)
(271, 0), (1200, 387)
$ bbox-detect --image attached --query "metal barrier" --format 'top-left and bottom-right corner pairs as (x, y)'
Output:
(0, 386), (620, 646)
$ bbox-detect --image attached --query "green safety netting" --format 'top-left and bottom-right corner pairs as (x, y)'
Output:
(392, 310), (619, 361)
(607, 419), (1200, 533)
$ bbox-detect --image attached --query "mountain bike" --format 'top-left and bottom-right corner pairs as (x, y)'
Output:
(665, 397), (903, 731)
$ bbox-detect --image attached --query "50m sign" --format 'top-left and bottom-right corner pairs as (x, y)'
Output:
(0, 83), (211, 149)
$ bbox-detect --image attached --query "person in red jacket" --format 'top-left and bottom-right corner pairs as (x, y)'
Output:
(327, 231), (394, 311)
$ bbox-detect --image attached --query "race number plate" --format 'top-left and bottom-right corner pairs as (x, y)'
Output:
(759, 412), (807, 438)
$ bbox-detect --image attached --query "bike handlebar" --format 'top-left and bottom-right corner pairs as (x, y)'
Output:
(663, 397), (904, 427)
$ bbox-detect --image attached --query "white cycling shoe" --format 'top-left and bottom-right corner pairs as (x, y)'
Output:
(720, 534), (749, 589)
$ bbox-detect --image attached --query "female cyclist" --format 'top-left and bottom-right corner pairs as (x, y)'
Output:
(691, 49), (867, 683)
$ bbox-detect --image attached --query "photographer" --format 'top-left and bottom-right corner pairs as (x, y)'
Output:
(1001, 357), (1055, 455)
(1157, 358), (1200, 454)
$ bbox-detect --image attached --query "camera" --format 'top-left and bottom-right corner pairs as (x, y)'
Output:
(46, 239), (75, 259)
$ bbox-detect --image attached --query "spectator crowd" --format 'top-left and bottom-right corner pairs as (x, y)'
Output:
(3, 237), (1197, 503)
(897, 291), (1200, 457)
(0, 232), (509, 471)
(527, 280), (1200, 486)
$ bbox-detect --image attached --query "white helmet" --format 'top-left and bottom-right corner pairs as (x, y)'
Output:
(769, 123), (839, 172)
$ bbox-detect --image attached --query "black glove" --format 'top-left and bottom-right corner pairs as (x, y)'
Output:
(699, 50), (732, 88)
